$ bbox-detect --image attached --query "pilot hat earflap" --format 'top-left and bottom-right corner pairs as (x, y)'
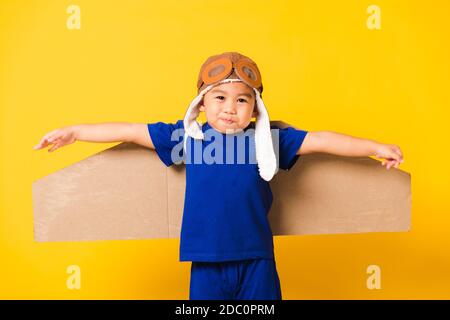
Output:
(182, 78), (278, 181)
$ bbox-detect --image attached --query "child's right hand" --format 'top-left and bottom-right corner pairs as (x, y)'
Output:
(33, 126), (77, 152)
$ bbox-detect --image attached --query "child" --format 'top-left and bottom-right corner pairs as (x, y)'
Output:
(33, 51), (404, 300)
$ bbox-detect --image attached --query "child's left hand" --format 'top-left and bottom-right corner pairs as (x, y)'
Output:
(374, 143), (404, 170)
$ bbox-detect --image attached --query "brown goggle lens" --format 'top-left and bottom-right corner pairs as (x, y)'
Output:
(235, 59), (262, 89)
(201, 57), (233, 85)
(201, 57), (262, 89)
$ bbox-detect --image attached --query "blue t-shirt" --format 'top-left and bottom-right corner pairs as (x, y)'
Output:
(147, 120), (308, 262)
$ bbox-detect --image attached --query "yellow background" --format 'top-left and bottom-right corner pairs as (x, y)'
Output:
(1, 0), (449, 299)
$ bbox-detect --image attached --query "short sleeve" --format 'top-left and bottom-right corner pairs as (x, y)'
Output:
(272, 125), (308, 171)
(147, 120), (184, 167)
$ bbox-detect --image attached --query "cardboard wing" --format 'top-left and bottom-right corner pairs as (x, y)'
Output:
(32, 121), (411, 242)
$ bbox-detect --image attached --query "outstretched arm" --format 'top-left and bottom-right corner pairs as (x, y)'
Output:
(33, 123), (154, 152)
(297, 131), (404, 170)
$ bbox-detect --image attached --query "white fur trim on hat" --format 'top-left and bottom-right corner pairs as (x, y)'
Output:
(182, 78), (278, 181)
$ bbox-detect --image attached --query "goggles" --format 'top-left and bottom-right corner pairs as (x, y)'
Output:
(198, 56), (263, 93)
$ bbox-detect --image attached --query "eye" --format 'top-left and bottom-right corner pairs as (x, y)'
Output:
(215, 96), (225, 100)
(238, 98), (248, 103)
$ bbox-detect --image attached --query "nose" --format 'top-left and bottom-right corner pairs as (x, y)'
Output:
(222, 101), (237, 115)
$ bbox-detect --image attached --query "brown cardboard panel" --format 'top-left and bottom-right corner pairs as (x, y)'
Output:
(269, 153), (411, 235)
(32, 121), (411, 242)
(32, 143), (170, 242)
(269, 121), (411, 235)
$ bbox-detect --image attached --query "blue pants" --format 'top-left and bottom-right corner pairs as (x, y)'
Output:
(189, 258), (282, 300)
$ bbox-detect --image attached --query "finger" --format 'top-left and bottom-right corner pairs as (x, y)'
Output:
(47, 135), (60, 143)
(34, 139), (48, 150)
(48, 140), (62, 152)
(393, 146), (403, 161)
(386, 160), (393, 170)
(34, 137), (48, 149)
(389, 150), (402, 162)
(35, 137), (54, 150)
(44, 135), (63, 148)
(48, 144), (59, 152)
(388, 160), (397, 170)
(38, 129), (61, 147)
(35, 134), (55, 150)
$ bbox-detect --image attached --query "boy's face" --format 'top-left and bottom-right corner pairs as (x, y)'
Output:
(199, 81), (258, 134)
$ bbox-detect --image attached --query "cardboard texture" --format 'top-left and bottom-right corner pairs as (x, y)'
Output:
(32, 121), (411, 242)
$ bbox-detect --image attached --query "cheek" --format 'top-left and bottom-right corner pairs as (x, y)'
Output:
(204, 104), (221, 117)
(202, 99), (213, 110)
(240, 105), (254, 116)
